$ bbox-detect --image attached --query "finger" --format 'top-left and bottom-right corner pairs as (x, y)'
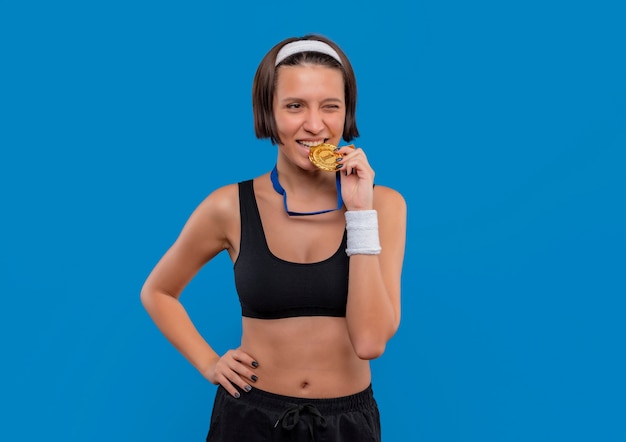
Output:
(340, 158), (372, 178)
(226, 350), (259, 391)
(231, 352), (259, 386)
(215, 371), (243, 398)
(229, 350), (259, 381)
(216, 362), (253, 398)
(222, 369), (253, 398)
(335, 144), (356, 157)
(231, 349), (260, 370)
(338, 148), (369, 166)
(208, 352), (249, 398)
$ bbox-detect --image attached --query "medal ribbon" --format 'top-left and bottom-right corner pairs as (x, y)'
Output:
(270, 164), (343, 216)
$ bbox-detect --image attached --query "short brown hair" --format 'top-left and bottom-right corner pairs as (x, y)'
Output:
(252, 34), (359, 145)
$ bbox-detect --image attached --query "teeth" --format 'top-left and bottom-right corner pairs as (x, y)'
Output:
(299, 140), (325, 148)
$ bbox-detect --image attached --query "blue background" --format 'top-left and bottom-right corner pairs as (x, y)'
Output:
(1, 1), (625, 441)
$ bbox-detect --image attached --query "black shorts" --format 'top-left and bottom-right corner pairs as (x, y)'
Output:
(206, 384), (381, 441)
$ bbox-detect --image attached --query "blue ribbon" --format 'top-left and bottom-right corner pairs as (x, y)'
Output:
(271, 164), (343, 216)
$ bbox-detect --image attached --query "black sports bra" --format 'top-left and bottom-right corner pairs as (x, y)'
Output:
(233, 180), (349, 319)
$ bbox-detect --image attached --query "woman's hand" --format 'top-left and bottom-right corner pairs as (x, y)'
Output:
(203, 348), (259, 398)
(336, 145), (375, 211)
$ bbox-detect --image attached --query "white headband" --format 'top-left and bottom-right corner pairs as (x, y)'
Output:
(275, 40), (343, 66)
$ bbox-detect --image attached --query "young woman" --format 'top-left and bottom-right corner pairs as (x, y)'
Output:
(141, 34), (407, 441)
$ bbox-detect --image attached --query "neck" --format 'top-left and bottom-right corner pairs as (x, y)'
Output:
(271, 164), (343, 217)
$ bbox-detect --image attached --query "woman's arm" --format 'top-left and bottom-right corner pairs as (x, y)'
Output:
(345, 186), (406, 360)
(336, 145), (407, 360)
(140, 184), (258, 397)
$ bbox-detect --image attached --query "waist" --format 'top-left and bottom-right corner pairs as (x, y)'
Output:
(227, 384), (377, 415)
(241, 316), (371, 397)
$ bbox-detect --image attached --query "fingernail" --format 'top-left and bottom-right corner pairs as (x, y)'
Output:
(251, 361), (258, 368)
(244, 385), (252, 392)
(336, 164), (344, 170)
(336, 157), (342, 162)
(234, 392), (240, 399)
(251, 375), (258, 382)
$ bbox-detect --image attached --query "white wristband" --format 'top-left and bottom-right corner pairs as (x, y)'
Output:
(345, 210), (382, 256)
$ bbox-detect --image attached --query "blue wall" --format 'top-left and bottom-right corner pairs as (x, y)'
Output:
(1, 1), (624, 440)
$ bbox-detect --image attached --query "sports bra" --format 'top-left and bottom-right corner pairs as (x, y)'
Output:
(233, 180), (349, 319)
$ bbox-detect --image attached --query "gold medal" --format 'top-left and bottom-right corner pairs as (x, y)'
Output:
(309, 143), (340, 172)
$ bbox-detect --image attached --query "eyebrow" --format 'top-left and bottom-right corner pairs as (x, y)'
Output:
(279, 97), (344, 103)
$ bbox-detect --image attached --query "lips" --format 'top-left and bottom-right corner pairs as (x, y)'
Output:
(297, 139), (327, 149)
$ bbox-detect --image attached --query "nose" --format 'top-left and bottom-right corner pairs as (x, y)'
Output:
(302, 109), (325, 134)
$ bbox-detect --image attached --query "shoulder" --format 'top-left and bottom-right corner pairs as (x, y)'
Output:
(193, 173), (269, 221)
(176, 182), (245, 254)
(193, 182), (241, 225)
(373, 185), (407, 213)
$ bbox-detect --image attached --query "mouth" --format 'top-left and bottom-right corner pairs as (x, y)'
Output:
(297, 139), (328, 149)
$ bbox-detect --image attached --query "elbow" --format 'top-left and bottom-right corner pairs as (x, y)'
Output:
(140, 286), (156, 311)
(349, 319), (398, 360)
(351, 322), (399, 360)
(140, 286), (178, 314)
(140, 290), (150, 313)
(353, 337), (387, 360)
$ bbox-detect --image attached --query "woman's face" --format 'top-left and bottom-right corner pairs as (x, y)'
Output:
(273, 64), (346, 168)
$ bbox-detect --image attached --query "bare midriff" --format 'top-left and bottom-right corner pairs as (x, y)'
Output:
(240, 316), (371, 398)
